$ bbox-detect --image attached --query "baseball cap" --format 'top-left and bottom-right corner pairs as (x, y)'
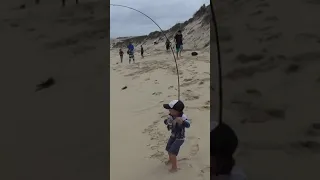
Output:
(163, 100), (185, 112)
(211, 122), (238, 157)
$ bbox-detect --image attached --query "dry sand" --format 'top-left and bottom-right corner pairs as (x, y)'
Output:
(110, 49), (210, 180)
(211, 0), (320, 179)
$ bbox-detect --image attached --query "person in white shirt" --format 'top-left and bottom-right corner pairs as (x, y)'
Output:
(211, 122), (247, 180)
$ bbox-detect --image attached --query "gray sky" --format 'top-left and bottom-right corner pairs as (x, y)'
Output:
(110, 0), (210, 38)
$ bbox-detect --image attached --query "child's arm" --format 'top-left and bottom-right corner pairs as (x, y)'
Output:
(164, 116), (174, 131)
(176, 117), (190, 128)
(183, 120), (190, 128)
(182, 114), (190, 128)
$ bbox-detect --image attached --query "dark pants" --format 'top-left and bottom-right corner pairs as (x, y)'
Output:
(165, 136), (184, 156)
(128, 52), (134, 63)
(176, 44), (182, 53)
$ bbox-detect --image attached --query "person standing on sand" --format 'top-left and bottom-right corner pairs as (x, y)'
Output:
(140, 45), (144, 58)
(119, 48), (124, 63)
(165, 39), (171, 51)
(211, 123), (247, 180)
(174, 30), (183, 59)
(127, 42), (135, 64)
(163, 100), (190, 172)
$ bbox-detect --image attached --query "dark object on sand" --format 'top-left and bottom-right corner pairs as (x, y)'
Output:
(191, 52), (198, 56)
(121, 86), (127, 90)
(35, 77), (55, 92)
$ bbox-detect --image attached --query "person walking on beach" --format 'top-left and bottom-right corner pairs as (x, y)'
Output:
(140, 45), (144, 58)
(165, 39), (171, 51)
(127, 42), (135, 64)
(211, 123), (247, 180)
(163, 100), (190, 172)
(119, 48), (124, 63)
(174, 30), (183, 59)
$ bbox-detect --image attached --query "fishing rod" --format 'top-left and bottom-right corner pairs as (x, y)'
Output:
(110, 4), (181, 100)
(209, 2), (223, 124)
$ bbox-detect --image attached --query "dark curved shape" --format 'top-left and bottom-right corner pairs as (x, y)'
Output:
(210, 2), (223, 124)
(110, 3), (181, 100)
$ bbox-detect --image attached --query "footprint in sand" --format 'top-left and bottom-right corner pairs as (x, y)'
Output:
(183, 78), (193, 82)
(190, 71), (198, 76)
(158, 111), (167, 118)
(152, 92), (162, 96)
(197, 166), (210, 180)
(198, 78), (209, 85)
(182, 90), (200, 101)
(150, 151), (166, 161)
(188, 136), (200, 157)
(132, 76), (140, 80)
(143, 118), (168, 162)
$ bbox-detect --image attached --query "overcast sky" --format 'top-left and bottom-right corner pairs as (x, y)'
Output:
(110, 0), (210, 38)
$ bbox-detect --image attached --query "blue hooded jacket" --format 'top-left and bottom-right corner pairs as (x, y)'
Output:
(127, 43), (134, 52)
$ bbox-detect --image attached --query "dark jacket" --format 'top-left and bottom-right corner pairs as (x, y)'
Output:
(164, 113), (190, 139)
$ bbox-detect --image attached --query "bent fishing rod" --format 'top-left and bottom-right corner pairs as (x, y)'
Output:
(111, 3), (223, 124)
(110, 4), (181, 100)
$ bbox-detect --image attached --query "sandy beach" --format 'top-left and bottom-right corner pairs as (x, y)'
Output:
(110, 48), (210, 179)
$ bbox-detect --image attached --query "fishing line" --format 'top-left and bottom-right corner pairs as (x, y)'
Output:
(209, 2), (224, 124)
(110, 4), (181, 100)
